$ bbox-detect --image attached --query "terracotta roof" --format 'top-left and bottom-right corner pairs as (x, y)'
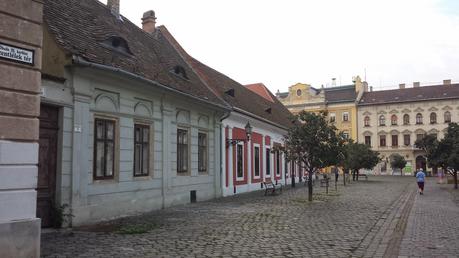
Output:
(324, 85), (356, 103)
(245, 83), (275, 103)
(157, 27), (294, 129)
(359, 84), (459, 105)
(43, 0), (227, 108)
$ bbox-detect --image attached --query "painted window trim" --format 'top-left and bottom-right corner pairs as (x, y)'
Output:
(93, 116), (118, 180)
(253, 143), (261, 179)
(133, 123), (150, 177)
(236, 142), (245, 181)
(198, 131), (208, 173)
(177, 127), (190, 175)
(265, 146), (271, 178)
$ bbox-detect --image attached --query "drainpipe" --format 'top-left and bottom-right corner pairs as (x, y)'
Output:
(219, 110), (231, 195)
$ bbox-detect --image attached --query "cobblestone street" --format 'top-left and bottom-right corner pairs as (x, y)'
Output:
(41, 176), (459, 257)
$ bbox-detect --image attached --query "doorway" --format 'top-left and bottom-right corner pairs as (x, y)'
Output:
(37, 104), (59, 227)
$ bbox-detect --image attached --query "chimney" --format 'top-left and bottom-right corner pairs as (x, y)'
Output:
(399, 83), (405, 89)
(370, 86), (373, 92)
(142, 10), (157, 34)
(107, 0), (120, 17)
(413, 82), (420, 88)
(443, 79), (451, 85)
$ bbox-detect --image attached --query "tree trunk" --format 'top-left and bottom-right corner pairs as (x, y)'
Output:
(343, 170), (346, 186)
(308, 170), (313, 201)
(291, 171), (296, 188)
(352, 170), (355, 181)
(356, 169), (359, 181)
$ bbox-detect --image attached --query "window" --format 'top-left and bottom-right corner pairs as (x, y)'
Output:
(391, 135), (398, 147)
(444, 111), (451, 123)
(330, 113), (336, 123)
(343, 132), (349, 139)
(177, 129), (189, 173)
(379, 115), (386, 126)
(342, 112), (349, 122)
(391, 115), (397, 125)
(380, 135), (386, 147)
(403, 114), (410, 125)
(430, 112), (437, 124)
(416, 134), (425, 141)
(416, 113), (423, 124)
(254, 146), (260, 177)
(237, 144), (244, 178)
(198, 132), (207, 172)
(94, 118), (115, 179)
(296, 89), (302, 96)
(134, 124), (149, 176)
(404, 134), (410, 146)
(266, 148), (271, 176)
(364, 116), (370, 127)
(276, 150), (281, 176)
(365, 136), (371, 146)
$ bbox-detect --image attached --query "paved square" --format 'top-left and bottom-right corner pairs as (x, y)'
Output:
(41, 177), (458, 257)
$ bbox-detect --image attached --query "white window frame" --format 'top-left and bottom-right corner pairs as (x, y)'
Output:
(265, 146), (271, 178)
(236, 142), (245, 181)
(342, 112), (349, 122)
(253, 143), (261, 179)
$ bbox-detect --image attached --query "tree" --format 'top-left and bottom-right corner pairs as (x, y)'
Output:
(390, 154), (407, 175)
(415, 123), (459, 189)
(342, 140), (380, 181)
(281, 111), (345, 201)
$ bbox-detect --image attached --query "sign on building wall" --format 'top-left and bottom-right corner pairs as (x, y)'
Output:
(0, 42), (34, 65)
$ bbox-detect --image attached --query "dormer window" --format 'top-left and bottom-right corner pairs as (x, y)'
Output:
(100, 36), (132, 55)
(173, 65), (188, 79)
(225, 89), (235, 97)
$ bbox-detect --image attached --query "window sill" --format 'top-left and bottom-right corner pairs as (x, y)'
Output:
(177, 172), (191, 176)
(133, 175), (152, 181)
(92, 178), (118, 184)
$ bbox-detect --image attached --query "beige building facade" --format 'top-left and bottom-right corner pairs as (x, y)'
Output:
(0, 0), (43, 257)
(357, 81), (459, 175)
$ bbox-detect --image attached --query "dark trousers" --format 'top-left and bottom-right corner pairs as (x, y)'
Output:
(417, 182), (424, 191)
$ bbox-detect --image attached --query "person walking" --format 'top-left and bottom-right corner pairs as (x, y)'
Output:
(416, 168), (426, 195)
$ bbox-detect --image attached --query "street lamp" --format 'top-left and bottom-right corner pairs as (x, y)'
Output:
(226, 122), (253, 148)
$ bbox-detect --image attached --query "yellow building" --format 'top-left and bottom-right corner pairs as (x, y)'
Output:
(276, 77), (368, 142)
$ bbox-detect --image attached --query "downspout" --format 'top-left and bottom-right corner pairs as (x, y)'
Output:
(160, 93), (166, 209)
(219, 110), (231, 195)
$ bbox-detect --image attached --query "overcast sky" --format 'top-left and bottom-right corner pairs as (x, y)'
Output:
(99, 0), (459, 93)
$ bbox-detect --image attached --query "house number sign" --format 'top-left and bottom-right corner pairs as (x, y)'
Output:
(0, 42), (34, 65)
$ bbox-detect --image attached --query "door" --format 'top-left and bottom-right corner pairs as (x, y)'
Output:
(37, 105), (59, 227)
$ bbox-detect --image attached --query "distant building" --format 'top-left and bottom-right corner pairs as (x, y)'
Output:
(357, 80), (459, 175)
(276, 77), (367, 142)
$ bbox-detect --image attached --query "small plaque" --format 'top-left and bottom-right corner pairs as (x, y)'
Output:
(0, 42), (34, 65)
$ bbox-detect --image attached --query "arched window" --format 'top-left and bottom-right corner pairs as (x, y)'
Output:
(379, 115), (386, 126)
(403, 114), (410, 125)
(391, 115), (398, 125)
(430, 112), (437, 124)
(444, 111), (452, 123)
(416, 113), (423, 124)
(364, 116), (370, 127)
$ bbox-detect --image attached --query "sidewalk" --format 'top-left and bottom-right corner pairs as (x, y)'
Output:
(399, 178), (459, 257)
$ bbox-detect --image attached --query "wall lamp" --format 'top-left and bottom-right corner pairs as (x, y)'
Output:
(226, 122), (252, 148)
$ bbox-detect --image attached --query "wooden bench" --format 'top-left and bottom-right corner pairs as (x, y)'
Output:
(262, 181), (283, 196)
(357, 174), (368, 180)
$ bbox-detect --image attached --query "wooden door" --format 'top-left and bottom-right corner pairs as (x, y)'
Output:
(37, 105), (59, 227)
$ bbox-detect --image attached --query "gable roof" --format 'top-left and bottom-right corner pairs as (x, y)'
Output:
(43, 0), (227, 109)
(359, 84), (459, 105)
(157, 27), (294, 129)
(245, 83), (275, 103)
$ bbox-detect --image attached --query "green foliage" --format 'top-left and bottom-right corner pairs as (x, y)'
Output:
(415, 123), (459, 189)
(342, 140), (380, 173)
(281, 111), (345, 171)
(390, 153), (407, 170)
(50, 203), (74, 228)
